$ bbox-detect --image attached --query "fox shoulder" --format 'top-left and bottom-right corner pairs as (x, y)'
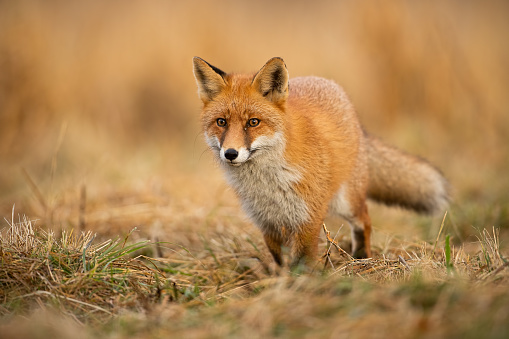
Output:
(288, 76), (354, 114)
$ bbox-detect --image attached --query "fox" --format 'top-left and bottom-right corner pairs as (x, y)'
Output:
(192, 56), (449, 267)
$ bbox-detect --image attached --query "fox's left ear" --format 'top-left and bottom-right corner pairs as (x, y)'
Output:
(193, 57), (227, 103)
(252, 57), (289, 105)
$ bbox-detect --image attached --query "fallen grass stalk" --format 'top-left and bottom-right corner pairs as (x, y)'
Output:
(16, 290), (113, 315)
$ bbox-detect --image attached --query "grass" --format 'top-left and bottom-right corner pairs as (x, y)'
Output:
(0, 215), (161, 319)
(1, 212), (508, 338)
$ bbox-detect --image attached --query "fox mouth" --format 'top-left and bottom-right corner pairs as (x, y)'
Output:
(220, 148), (257, 166)
(225, 155), (250, 166)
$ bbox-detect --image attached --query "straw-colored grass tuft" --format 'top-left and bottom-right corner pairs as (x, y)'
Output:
(0, 214), (172, 321)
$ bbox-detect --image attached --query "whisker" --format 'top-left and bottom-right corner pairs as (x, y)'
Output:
(197, 148), (211, 164)
(192, 131), (204, 163)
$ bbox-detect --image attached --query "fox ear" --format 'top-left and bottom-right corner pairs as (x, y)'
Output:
(252, 57), (289, 104)
(193, 57), (227, 103)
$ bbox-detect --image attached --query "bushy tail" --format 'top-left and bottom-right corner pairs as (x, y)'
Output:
(365, 134), (449, 215)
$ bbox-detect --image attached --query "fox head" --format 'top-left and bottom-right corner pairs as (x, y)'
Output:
(193, 57), (289, 166)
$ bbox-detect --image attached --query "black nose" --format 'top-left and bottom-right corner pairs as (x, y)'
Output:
(224, 148), (238, 161)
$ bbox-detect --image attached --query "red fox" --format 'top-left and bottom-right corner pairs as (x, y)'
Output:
(193, 57), (449, 267)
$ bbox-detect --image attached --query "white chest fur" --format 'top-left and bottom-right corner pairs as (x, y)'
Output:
(221, 134), (310, 234)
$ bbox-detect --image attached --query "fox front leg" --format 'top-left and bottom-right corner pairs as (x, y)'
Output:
(263, 233), (284, 266)
(290, 221), (323, 268)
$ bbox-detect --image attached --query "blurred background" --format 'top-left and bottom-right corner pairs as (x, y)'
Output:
(0, 1), (508, 247)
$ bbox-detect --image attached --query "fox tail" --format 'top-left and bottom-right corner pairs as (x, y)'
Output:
(365, 134), (449, 215)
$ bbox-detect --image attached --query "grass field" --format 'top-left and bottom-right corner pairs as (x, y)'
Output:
(1, 1), (509, 338)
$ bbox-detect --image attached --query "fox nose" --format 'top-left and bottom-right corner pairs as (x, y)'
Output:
(224, 148), (238, 161)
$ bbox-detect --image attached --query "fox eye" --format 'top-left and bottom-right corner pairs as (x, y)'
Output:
(216, 118), (227, 127)
(248, 118), (260, 127)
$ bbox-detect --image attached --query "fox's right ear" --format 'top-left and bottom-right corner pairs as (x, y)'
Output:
(193, 57), (227, 103)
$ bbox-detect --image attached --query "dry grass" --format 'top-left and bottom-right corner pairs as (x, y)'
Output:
(0, 215), (162, 318)
(1, 1), (509, 338)
(1, 212), (508, 338)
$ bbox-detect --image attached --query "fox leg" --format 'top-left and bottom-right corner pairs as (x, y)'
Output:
(290, 221), (323, 267)
(346, 202), (372, 258)
(263, 233), (284, 266)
